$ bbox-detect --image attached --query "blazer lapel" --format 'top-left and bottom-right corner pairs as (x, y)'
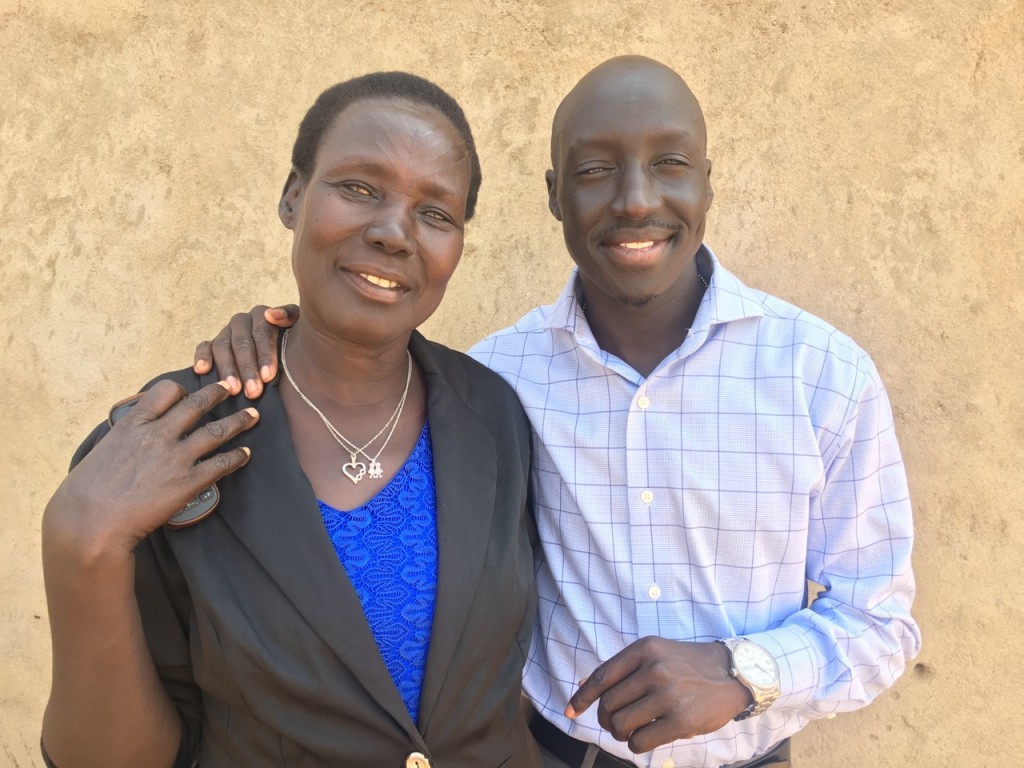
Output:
(216, 377), (420, 740)
(412, 335), (499, 733)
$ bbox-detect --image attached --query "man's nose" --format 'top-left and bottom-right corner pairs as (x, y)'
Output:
(364, 202), (415, 255)
(609, 163), (658, 220)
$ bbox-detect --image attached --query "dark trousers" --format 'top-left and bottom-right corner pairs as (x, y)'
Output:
(529, 707), (791, 768)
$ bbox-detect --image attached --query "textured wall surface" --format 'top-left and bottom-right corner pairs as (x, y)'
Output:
(2, 1), (1021, 765)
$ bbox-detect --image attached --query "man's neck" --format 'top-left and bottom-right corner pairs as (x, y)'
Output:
(582, 292), (701, 378)
(578, 250), (711, 378)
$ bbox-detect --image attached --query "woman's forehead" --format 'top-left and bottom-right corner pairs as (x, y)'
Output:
(316, 99), (471, 191)
(322, 98), (464, 156)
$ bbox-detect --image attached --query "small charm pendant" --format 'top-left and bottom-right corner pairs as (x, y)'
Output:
(342, 458), (366, 484)
(368, 460), (383, 479)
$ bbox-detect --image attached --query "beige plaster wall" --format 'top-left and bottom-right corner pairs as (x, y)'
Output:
(2, 0), (1021, 765)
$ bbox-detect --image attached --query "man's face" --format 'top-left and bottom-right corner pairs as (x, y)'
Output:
(547, 62), (714, 309)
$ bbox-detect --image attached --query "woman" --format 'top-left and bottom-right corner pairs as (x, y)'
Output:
(41, 72), (540, 768)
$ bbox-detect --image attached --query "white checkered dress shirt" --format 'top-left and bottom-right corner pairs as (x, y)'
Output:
(469, 246), (920, 768)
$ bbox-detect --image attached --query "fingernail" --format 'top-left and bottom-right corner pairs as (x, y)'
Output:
(260, 365), (271, 381)
(226, 376), (240, 393)
(564, 704), (577, 719)
(244, 407), (259, 419)
(195, 361), (210, 373)
(217, 380), (232, 391)
(245, 380), (260, 398)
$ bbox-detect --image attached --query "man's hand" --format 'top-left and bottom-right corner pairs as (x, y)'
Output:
(566, 637), (752, 753)
(193, 304), (300, 399)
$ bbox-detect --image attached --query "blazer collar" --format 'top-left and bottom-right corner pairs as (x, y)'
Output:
(408, 333), (499, 734)
(216, 331), (498, 738)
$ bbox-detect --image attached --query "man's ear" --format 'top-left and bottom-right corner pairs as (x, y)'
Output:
(705, 158), (714, 212)
(279, 170), (304, 229)
(545, 169), (562, 221)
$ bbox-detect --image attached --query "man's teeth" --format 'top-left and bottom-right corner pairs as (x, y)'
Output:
(622, 241), (655, 249)
(361, 273), (399, 289)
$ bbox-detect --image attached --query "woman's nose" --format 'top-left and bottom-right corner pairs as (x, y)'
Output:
(364, 203), (415, 255)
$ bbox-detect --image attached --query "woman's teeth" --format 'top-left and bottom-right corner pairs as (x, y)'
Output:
(361, 273), (399, 289)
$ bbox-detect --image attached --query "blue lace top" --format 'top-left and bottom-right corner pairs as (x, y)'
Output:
(317, 421), (438, 724)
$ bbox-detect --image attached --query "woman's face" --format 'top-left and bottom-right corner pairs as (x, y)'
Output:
(281, 97), (472, 349)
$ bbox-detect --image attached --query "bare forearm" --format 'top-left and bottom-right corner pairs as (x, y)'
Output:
(40, 380), (259, 767)
(42, 528), (181, 768)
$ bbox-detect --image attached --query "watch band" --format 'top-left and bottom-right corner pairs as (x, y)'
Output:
(717, 637), (781, 720)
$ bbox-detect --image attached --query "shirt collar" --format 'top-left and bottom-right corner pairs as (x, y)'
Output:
(543, 244), (766, 340)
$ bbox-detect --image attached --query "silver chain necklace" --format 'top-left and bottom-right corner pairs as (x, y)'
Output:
(280, 329), (413, 484)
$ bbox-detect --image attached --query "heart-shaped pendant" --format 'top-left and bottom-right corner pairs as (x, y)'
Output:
(342, 460), (367, 484)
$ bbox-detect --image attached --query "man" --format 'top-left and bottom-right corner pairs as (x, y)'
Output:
(198, 56), (920, 767)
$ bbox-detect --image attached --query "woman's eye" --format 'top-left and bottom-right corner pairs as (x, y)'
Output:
(423, 209), (455, 225)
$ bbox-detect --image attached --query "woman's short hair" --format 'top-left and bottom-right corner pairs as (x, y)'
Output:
(291, 72), (482, 221)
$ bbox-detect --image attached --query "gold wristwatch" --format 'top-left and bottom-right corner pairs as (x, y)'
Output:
(717, 637), (781, 720)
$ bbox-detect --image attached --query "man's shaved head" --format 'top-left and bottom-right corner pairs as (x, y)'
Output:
(550, 55), (707, 171)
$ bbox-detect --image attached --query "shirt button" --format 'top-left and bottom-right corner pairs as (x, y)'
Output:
(648, 584), (662, 600)
(406, 753), (431, 768)
(640, 490), (654, 504)
(637, 395), (651, 409)
(662, 760), (676, 768)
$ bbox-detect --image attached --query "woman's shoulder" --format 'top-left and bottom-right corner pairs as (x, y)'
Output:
(71, 363), (251, 471)
(412, 333), (515, 393)
(411, 333), (527, 424)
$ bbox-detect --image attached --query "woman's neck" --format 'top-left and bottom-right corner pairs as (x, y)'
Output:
(281, 322), (414, 408)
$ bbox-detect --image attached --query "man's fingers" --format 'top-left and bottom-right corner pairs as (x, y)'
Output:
(566, 651), (638, 719)
(193, 340), (214, 374)
(264, 303), (300, 327)
(593, 669), (657, 739)
(219, 312), (262, 398)
(194, 304), (297, 395)
(627, 716), (693, 754)
(252, 304), (296, 385)
(208, 326), (243, 395)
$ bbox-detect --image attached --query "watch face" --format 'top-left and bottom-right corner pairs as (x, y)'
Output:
(733, 641), (779, 688)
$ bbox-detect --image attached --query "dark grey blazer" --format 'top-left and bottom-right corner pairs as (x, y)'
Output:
(67, 332), (540, 768)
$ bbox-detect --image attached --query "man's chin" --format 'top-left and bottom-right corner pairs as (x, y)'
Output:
(619, 293), (656, 308)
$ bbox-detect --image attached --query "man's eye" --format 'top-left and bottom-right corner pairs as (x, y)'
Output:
(578, 166), (610, 176)
(342, 182), (373, 196)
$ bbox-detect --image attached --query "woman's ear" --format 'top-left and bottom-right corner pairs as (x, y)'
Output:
(279, 170), (304, 229)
